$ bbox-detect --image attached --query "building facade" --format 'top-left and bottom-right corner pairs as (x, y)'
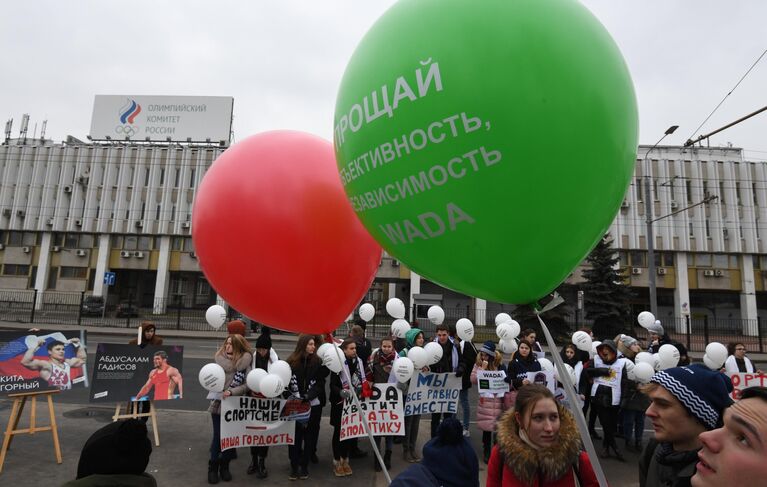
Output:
(1, 136), (766, 335)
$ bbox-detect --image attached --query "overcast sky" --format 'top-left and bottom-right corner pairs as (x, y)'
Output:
(2, 1), (765, 158)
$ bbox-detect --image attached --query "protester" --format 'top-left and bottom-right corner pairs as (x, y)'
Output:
(311, 333), (328, 464)
(129, 322), (163, 348)
(520, 329), (544, 357)
(691, 386), (767, 486)
(724, 342), (762, 374)
(330, 338), (371, 477)
(429, 324), (464, 437)
(583, 340), (628, 461)
(284, 334), (327, 480)
(560, 344), (580, 368)
(245, 329), (277, 479)
(615, 335), (649, 452)
(399, 327), (427, 462)
(487, 384), (599, 487)
(207, 334), (253, 484)
(370, 336), (398, 471)
(390, 418), (479, 487)
(639, 364), (733, 487)
(507, 339), (541, 389)
(470, 340), (506, 464)
(459, 336), (478, 437)
(646, 322), (671, 354)
(348, 321), (373, 459)
(63, 419), (155, 487)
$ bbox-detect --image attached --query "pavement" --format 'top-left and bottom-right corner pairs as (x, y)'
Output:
(1, 320), (765, 486)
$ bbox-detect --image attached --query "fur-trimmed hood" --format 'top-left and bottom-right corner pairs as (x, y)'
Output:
(495, 404), (582, 485)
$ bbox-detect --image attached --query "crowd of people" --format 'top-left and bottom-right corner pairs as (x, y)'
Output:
(60, 318), (767, 487)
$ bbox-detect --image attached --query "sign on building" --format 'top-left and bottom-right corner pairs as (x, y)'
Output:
(89, 95), (233, 143)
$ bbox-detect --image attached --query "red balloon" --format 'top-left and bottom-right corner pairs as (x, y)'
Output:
(192, 131), (381, 334)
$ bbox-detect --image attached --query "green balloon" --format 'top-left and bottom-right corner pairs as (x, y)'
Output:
(334, 0), (638, 304)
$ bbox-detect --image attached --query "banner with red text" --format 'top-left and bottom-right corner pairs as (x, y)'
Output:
(340, 383), (405, 441)
(727, 372), (767, 401)
(220, 396), (298, 451)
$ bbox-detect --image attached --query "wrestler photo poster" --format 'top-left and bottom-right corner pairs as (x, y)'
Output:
(0, 329), (88, 395)
(90, 343), (184, 403)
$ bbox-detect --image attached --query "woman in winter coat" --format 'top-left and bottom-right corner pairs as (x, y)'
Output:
(507, 340), (542, 389)
(207, 334), (253, 484)
(399, 328), (427, 463)
(370, 336), (398, 471)
(284, 334), (328, 481)
(487, 384), (599, 487)
(470, 340), (506, 464)
(330, 338), (371, 477)
(615, 335), (650, 453)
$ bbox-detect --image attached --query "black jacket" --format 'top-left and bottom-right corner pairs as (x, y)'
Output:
(288, 355), (328, 403)
(430, 338), (464, 376)
(583, 357), (629, 408)
(508, 354), (542, 389)
(460, 341), (478, 390)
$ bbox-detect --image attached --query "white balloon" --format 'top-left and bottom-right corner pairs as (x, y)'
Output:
(633, 362), (655, 383)
(386, 298), (406, 319)
(359, 303), (375, 322)
(637, 311), (656, 329)
(625, 360), (636, 380)
(705, 342), (728, 368)
(391, 319), (410, 339)
(554, 363), (577, 385)
(407, 346), (428, 370)
(268, 360), (292, 387)
(703, 354), (721, 370)
(321, 346), (343, 373)
(498, 339), (517, 355)
(205, 305), (227, 329)
(496, 322), (513, 340)
(635, 352), (654, 366)
(427, 306), (445, 325)
(393, 357), (415, 383)
(591, 341), (602, 357)
(247, 368), (268, 393)
(658, 344), (680, 369)
(571, 331), (592, 352)
(424, 342), (444, 365)
(652, 353), (662, 371)
(538, 358), (554, 372)
(317, 343), (334, 360)
(198, 363), (226, 392)
(495, 313), (512, 326)
(259, 374), (285, 398)
(506, 320), (521, 340)
(456, 318), (474, 341)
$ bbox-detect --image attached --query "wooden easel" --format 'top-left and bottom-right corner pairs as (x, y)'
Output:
(112, 401), (160, 446)
(0, 389), (62, 473)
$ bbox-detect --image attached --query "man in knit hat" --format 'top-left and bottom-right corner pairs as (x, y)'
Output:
(639, 364), (733, 487)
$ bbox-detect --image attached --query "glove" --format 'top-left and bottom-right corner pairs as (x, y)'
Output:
(361, 381), (373, 399)
(340, 389), (353, 400)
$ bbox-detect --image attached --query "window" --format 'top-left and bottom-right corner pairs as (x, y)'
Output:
(79, 234), (94, 248)
(189, 169), (196, 188)
(689, 222), (694, 236)
(138, 236), (151, 251)
(22, 233), (37, 246)
(636, 178), (643, 201)
(695, 253), (712, 267)
(124, 236), (138, 251)
(630, 251), (646, 267)
(754, 255), (760, 269)
(155, 205), (161, 220)
(705, 219), (710, 238)
(662, 253), (674, 267)
(619, 251), (628, 267)
(172, 237), (183, 251)
(184, 237), (194, 252)
(159, 168), (165, 185)
(754, 182), (759, 206)
(60, 266), (88, 279)
(703, 181), (709, 197)
(719, 181), (726, 203)
(196, 279), (211, 296)
(65, 234), (79, 248)
(2, 264), (30, 276)
(171, 205), (176, 221)
(174, 168), (180, 188)
(686, 179), (693, 203)
(141, 202), (146, 220)
(736, 182), (742, 206)
(8, 232), (22, 246)
(653, 178), (659, 201)
(144, 167), (150, 186)
(730, 255), (739, 268)
(713, 254), (728, 268)
(111, 235), (123, 249)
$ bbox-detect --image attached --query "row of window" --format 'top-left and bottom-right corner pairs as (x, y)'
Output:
(635, 178), (755, 207)
(1, 264), (86, 278)
(0, 231), (197, 253)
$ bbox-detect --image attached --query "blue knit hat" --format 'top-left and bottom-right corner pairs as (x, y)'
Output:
(421, 418), (479, 487)
(650, 364), (733, 430)
(479, 341), (496, 355)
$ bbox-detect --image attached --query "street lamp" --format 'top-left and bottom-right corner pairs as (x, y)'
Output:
(645, 125), (679, 317)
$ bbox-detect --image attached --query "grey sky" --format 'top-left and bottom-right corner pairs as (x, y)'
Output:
(2, 1), (765, 158)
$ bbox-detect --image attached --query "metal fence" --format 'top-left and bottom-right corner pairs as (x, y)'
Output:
(2, 289), (765, 352)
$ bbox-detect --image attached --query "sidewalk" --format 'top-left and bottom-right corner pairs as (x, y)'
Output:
(0, 401), (489, 486)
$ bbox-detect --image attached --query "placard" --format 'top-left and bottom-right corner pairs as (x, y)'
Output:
(526, 370), (556, 394)
(340, 383), (405, 440)
(727, 372), (767, 401)
(477, 369), (509, 395)
(219, 396), (297, 451)
(404, 372), (461, 416)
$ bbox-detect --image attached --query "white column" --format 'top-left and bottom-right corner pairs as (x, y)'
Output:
(409, 272), (421, 322)
(474, 298), (487, 326)
(93, 234), (111, 297)
(740, 255), (759, 336)
(153, 236), (171, 314)
(33, 232), (52, 309)
(673, 252), (691, 333)
(216, 294), (226, 307)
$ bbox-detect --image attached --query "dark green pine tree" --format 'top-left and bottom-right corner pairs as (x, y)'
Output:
(581, 234), (633, 339)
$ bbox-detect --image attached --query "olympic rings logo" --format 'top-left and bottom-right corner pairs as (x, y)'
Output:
(114, 125), (140, 137)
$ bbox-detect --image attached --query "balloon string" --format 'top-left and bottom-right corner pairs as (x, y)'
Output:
(329, 335), (392, 484)
(535, 314), (609, 487)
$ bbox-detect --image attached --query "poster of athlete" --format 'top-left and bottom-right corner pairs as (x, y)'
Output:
(90, 343), (183, 403)
(0, 329), (88, 395)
